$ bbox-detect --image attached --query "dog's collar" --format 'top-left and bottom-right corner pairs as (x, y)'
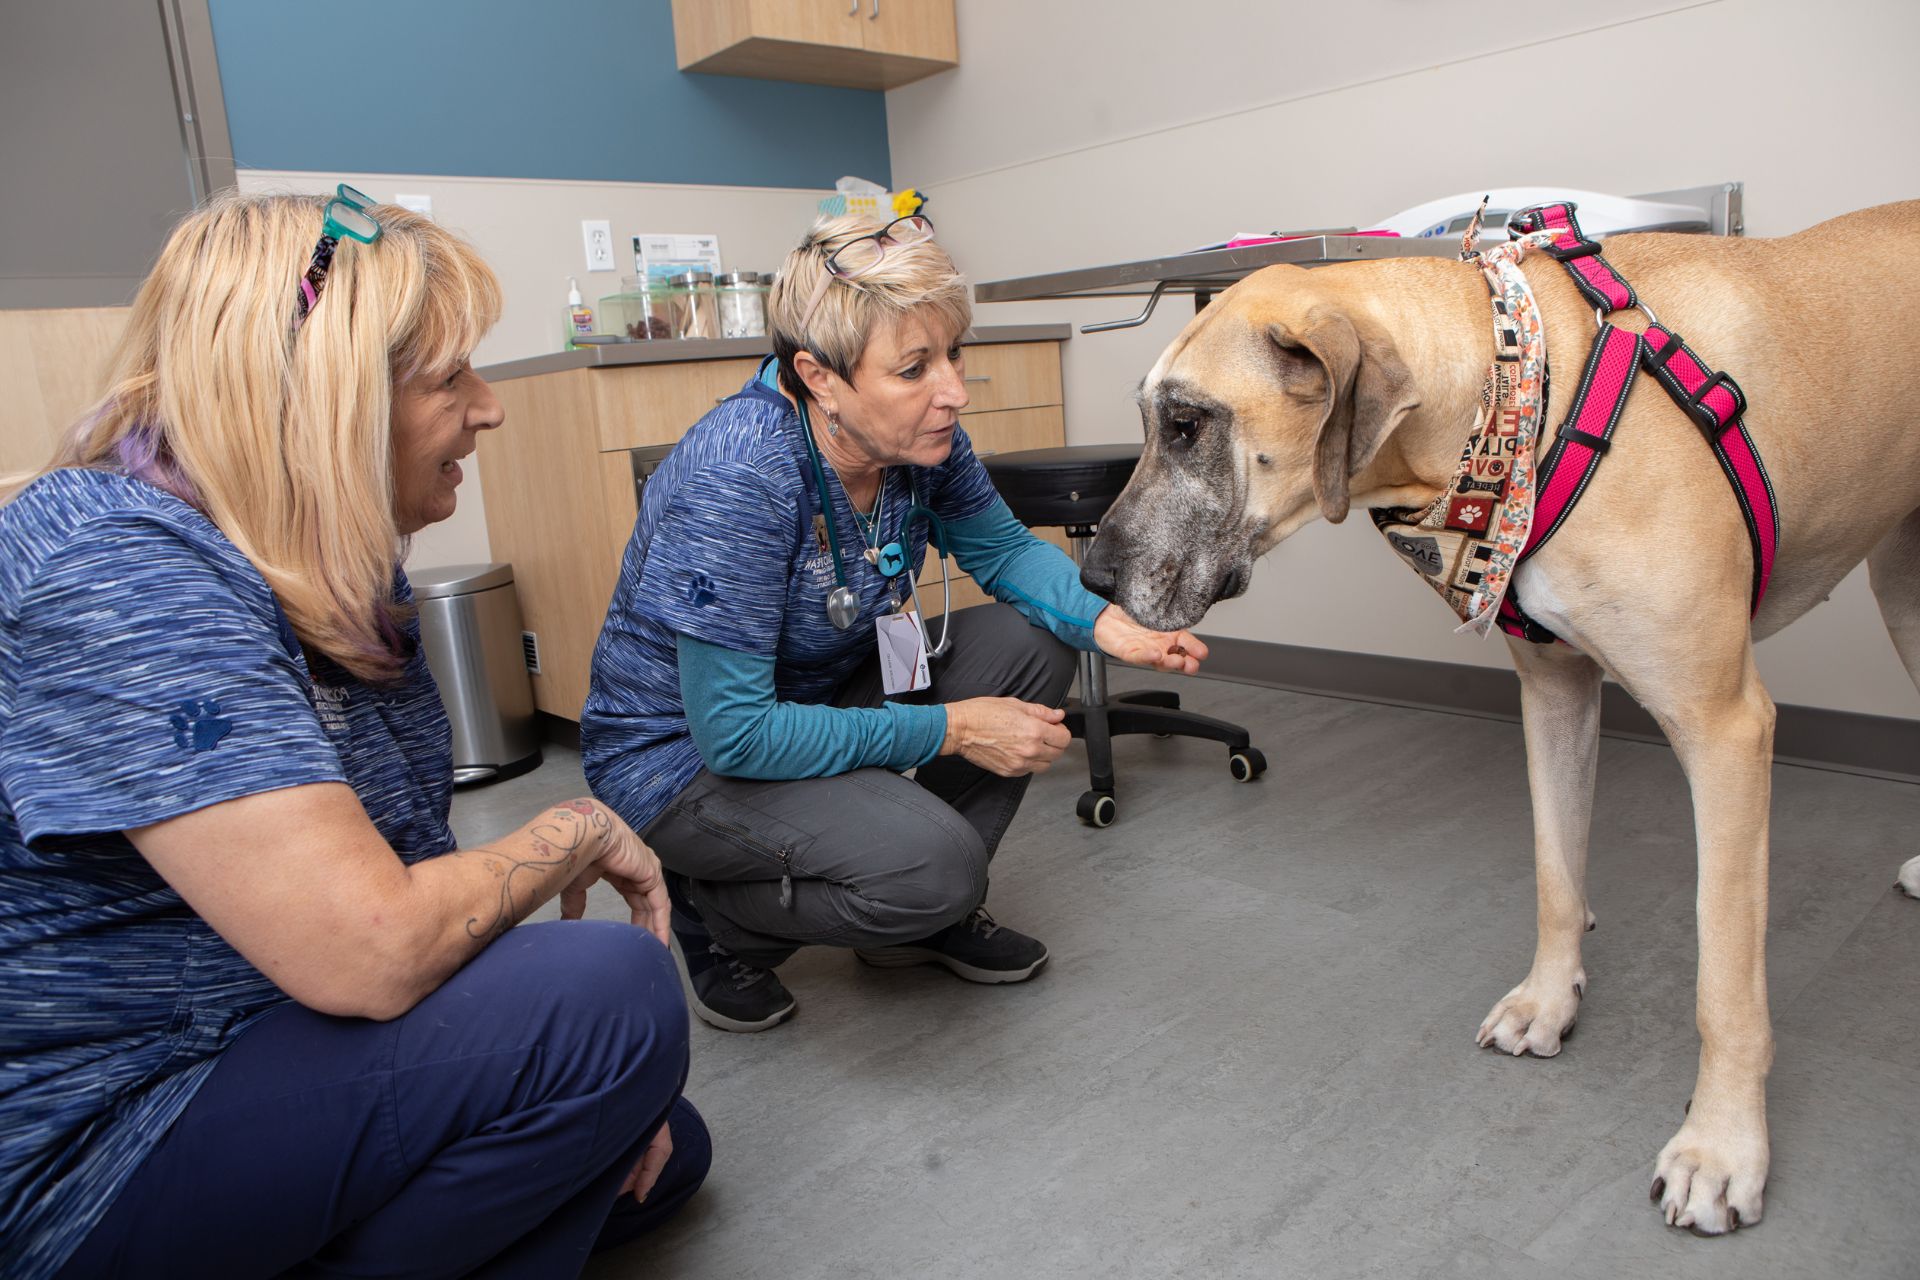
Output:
(1369, 233), (1556, 635)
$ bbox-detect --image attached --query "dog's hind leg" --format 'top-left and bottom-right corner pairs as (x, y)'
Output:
(1477, 640), (1602, 1058)
(1866, 507), (1920, 897)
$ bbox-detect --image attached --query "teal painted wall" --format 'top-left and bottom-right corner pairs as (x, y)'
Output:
(207, 0), (890, 188)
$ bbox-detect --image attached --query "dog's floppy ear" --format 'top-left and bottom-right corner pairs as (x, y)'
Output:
(1267, 310), (1418, 523)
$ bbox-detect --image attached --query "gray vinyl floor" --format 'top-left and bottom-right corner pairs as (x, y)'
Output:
(451, 671), (1920, 1279)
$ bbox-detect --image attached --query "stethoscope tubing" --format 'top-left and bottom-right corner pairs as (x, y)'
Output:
(797, 392), (953, 658)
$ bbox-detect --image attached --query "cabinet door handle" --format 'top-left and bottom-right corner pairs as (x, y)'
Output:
(849, 0), (859, 12)
(870, 0), (879, 17)
(964, 375), (992, 383)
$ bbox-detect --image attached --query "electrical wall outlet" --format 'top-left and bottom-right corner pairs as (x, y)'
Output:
(581, 220), (615, 272)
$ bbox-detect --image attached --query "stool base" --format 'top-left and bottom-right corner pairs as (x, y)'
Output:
(1062, 687), (1266, 827)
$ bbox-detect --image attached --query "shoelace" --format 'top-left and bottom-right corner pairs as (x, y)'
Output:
(966, 907), (1002, 940)
(709, 944), (769, 990)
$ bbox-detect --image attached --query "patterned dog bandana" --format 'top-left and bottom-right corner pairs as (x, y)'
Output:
(1370, 232), (1558, 635)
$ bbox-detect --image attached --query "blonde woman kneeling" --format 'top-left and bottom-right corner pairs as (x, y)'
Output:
(0, 194), (707, 1279)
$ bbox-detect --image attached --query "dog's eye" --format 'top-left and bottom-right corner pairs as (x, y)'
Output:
(1163, 413), (1202, 448)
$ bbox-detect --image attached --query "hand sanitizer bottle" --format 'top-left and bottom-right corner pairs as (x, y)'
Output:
(564, 277), (595, 350)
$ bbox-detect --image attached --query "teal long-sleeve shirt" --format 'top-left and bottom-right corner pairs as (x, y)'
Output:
(679, 498), (1108, 780)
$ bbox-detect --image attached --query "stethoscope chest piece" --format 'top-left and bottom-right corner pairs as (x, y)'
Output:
(826, 584), (860, 630)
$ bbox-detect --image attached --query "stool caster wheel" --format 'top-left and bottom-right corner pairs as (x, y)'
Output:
(1228, 747), (1267, 782)
(1077, 790), (1117, 828)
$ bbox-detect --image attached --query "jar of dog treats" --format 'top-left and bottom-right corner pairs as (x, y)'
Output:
(598, 276), (673, 341)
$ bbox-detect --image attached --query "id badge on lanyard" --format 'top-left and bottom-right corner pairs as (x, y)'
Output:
(875, 610), (931, 694)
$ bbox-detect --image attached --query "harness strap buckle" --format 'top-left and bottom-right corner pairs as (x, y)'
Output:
(1547, 238), (1604, 262)
(1683, 369), (1747, 440)
(1556, 423), (1612, 454)
(1642, 327), (1687, 372)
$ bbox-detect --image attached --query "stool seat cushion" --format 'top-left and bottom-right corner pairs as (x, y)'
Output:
(981, 443), (1143, 528)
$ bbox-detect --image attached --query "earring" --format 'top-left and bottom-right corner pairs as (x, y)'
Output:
(826, 412), (840, 437)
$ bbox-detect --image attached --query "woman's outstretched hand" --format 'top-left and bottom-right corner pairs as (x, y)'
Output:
(1092, 605), (1207, 675)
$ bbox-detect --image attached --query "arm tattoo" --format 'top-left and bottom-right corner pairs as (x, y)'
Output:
(456, 802), (606, 940)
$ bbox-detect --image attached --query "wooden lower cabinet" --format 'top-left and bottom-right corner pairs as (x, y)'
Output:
(479, 341), (1067, 721)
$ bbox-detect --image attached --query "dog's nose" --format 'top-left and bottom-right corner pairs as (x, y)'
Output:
(1080, 530), (1120, 598)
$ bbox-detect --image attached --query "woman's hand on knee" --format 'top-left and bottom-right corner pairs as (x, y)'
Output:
(559, 800), (672, 947)
(940, 697), (1071, 777)
(622, 1121), (675, 1203)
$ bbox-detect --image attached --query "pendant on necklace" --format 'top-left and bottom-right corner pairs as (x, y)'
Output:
(864, 547), (880, 565)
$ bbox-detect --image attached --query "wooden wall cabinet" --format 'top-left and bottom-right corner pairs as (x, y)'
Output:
(478, 334), (1067, 723)
(671, 0), (957, 91)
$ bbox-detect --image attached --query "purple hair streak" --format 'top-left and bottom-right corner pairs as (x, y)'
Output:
(114, 422), (201, 509)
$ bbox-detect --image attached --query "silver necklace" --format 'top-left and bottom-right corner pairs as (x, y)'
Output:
(851, 476), (889, 564)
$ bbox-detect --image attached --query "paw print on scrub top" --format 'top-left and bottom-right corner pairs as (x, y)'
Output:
(170, 698), (234, 752)
(687, 571), (719, 608)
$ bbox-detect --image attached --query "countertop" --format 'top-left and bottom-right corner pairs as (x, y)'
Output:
(478, 323), (1072, 383)
(973, 183), (1743, 307)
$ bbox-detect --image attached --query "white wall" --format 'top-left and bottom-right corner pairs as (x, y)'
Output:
(889, 0), (1920, 719)
(237, 169), (827, 571)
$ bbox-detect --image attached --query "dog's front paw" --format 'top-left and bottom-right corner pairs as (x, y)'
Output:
(1475, 968), (1585, 1057)
(1651, 1107), (1768, 1235)
(1897, 855), (1920, 899)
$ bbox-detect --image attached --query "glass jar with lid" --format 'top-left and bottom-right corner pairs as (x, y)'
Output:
(670, 270), (720, 340)
(598, 276), (672, 341)
(715, 270), (769, 339)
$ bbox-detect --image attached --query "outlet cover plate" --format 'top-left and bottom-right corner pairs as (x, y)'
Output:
(582, 220), (615, 272)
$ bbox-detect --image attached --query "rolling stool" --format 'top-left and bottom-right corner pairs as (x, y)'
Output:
(982, 443), (1267, 827)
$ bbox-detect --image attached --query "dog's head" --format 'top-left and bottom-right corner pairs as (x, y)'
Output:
(1081, 266), (1420, 630)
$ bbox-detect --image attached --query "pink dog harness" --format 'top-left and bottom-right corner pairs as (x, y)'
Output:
(1496, 202), (1781, 643)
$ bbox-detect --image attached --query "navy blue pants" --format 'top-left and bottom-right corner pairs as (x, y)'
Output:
(59, 921), (709, 1279)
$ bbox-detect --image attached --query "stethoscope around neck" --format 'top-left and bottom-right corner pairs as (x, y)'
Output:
(792, 379), (953, 659)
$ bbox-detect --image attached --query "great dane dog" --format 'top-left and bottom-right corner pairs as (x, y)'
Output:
(1080, 201), (1920, 1235)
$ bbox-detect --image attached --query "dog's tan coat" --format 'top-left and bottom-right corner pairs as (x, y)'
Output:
(1088, 201), (1920, 1235)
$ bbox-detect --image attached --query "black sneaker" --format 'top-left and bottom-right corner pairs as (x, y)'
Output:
(664, 872), (796, 1033)
(855, 907), (1049, 984)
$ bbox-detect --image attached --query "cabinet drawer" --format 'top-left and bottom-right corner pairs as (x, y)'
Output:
(957, 405), (1066, 460)
(958, 343), (1061, 416)
(590, 358), (763, 453)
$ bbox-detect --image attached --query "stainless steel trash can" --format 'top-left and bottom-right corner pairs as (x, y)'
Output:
(412, 563), (541, 785)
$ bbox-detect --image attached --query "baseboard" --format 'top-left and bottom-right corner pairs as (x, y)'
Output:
(1193, 634), (1920, 785)
(538, 711), (581, 751)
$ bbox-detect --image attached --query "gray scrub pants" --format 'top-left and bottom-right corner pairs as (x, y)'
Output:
(643, 603), (1079, 968)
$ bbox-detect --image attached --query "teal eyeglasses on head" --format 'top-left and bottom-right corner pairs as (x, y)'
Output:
(293, 184), (382, 332)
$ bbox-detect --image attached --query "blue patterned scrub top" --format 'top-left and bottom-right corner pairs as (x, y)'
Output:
(0, 469), (456, 1280)
(581, 369), (1000, 832)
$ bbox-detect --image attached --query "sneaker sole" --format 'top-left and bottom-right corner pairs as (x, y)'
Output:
(854, 944), (1050, 985)
(669, 935), (797, 1033)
